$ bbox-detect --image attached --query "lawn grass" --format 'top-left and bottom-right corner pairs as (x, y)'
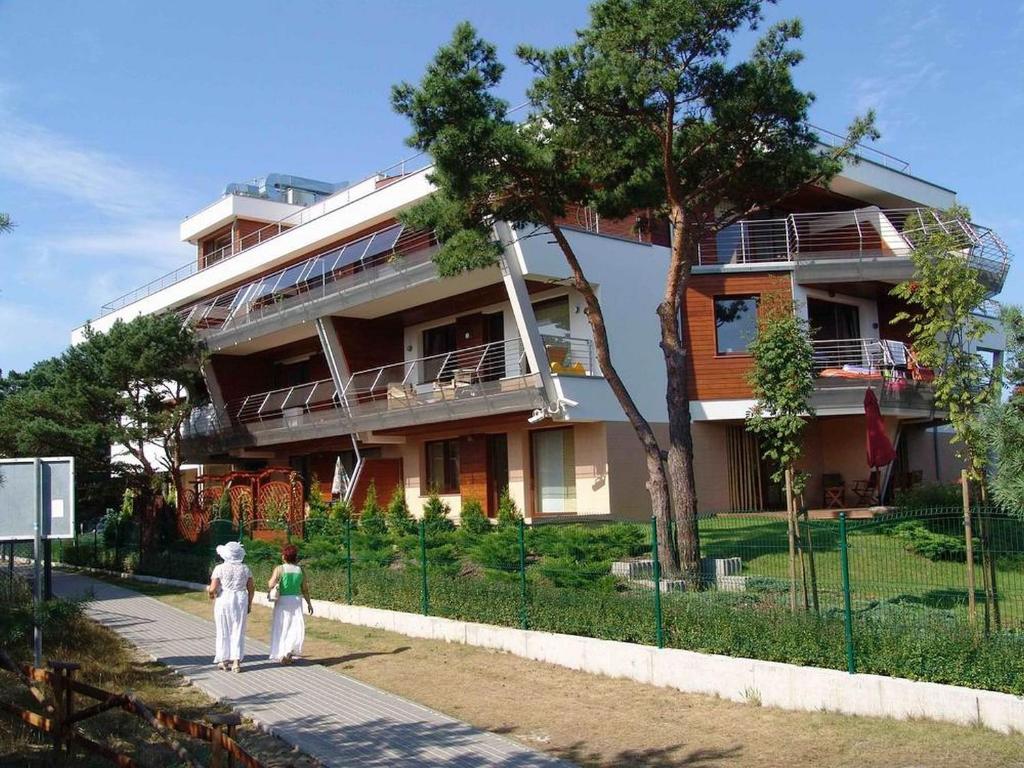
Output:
(102, 574), (1024, 768)
(700, 514), (1024, 623)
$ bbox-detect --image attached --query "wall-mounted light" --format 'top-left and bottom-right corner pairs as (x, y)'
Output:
(406, 345), (413, 352)
(464, 331), (471, 339)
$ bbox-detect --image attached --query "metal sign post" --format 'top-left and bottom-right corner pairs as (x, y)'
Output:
(0, 457), (76, 667)
(33, 458), (43, 668)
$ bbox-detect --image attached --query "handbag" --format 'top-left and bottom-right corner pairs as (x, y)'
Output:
(268, 585), (280, 602)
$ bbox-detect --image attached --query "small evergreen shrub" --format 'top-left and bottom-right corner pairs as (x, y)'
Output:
(358, 481), (388, 537)
(423, 493), (456, 533)
(459, 498), (491, 535)
(893, 483), (962, 510)
(496, 489), (521, 529)
(386, 484), (416, 537)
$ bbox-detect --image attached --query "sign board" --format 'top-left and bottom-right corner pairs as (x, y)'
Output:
(0, 457), (75, 541)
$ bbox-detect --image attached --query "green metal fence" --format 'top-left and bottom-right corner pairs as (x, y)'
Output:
(47, 506), (1024, 695)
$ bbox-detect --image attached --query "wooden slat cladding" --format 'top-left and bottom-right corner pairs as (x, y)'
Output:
(555, 203), (671, 247)
(352, 458), (403, 512)
(727, 425), (763, 512)
(458, 434), (488, 507)
(682, 272), (791, 401)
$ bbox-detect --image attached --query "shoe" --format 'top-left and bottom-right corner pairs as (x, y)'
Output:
(218, 662), (229, 671)
(232, 661), (241, 673)
(283, 653), (293, 665)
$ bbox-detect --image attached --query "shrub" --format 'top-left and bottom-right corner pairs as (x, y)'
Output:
(891, 520), (969, 562)
(359, 481), (387, 537)
(496, 489), (521, 529)
(459, 498), (491, 535)
(307, 473), (329, 519)
(386, 484), (416, 537)
(894, 483), (962, 510)
(423, 493), (456, 533)
(329, 498), (353, 523)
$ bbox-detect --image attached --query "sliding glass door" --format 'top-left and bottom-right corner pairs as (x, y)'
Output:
(531, 428), (577, 514)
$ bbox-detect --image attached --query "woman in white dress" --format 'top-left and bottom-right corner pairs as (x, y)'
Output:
(267, 544), (313, 664)
(207, 541), (255, 673)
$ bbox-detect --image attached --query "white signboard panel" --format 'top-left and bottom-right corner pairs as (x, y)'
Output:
(0, 457), (76, 541)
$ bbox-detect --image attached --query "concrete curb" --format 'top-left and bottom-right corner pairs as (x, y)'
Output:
(64, 564), (1024, 734)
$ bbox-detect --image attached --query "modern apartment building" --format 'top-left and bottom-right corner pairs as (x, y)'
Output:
(73, 142), (1011, 521)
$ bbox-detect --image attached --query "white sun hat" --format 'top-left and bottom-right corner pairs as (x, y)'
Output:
(215, 540), (246, 563)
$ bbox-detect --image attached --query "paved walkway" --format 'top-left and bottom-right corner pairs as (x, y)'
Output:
(52, 571), (568, 768)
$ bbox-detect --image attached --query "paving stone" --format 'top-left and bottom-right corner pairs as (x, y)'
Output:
(51, 571), (568, 768)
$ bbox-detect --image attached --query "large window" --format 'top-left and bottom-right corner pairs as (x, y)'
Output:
(531, 428), (577, 514)
(533, 297), (571, 339)
(425, 439), (460, 494)
(714, 295), (758, 355)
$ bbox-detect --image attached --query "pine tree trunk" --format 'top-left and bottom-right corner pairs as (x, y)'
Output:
(542, 215), (678, 572)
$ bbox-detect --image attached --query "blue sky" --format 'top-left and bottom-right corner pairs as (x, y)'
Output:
(0, 0), (1021, 372)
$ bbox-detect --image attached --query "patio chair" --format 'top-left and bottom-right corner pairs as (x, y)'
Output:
(822, 473), (846, 509)
(852, 472), (879, 506)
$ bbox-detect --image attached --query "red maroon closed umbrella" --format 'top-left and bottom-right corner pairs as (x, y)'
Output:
(864, 387), (896, 469)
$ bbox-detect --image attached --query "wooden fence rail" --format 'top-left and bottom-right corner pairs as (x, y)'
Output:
(0, 650), (262, 768)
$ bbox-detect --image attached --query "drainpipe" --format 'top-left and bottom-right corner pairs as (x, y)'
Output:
(493, 221), (559, 407)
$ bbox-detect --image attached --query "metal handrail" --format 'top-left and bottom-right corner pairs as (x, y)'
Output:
(97, 153), (432, 317)
(695, 207), (1011, 283)
(186, 336), (594, 438)
(177, 227), (437, 333)
(811, 337), (914, 373)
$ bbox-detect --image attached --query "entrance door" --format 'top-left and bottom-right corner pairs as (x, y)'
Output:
(486, 434), (509, 516)
(421, 324), (457, 383)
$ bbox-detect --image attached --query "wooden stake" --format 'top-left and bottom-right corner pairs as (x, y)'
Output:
(785, 468), (797, 613)
(961, 470), (976, 625)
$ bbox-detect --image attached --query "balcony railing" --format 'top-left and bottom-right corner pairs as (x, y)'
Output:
(97, 153), (431, 317)
(811, 337), (915, 376)
(176, 226), (436, 334)
(186, 335), (596, 442)
(695, 207), (1011, 290)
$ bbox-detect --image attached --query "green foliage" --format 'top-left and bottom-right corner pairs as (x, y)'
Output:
(891, 206), (995, 477)
(212, 489), (233, 521)
(0, 212), (12, 233)
(307, 473), (329, 518)
(422, 492), (456, 533)
(893, 483), (962, 510)
(358, 481), (388, 537)
(459, 498), (491, 535)
(890, 520), (968, 562)
(746, 285), (815, 491)
(987, 305), (1024, 516)
(386, 484), (416, 537)
(1, 577), (82, 648)
(496, 488), (521, 529)
(329, 498), (354, 522)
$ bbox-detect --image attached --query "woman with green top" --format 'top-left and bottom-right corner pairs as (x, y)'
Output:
(267, 544), (313, 664)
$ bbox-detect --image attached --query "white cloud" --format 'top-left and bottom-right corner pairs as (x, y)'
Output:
(0, 100), (179, 219)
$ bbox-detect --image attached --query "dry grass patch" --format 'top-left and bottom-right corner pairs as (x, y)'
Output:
(0, 607), (319, 767)
(120, 577), (1024, 768)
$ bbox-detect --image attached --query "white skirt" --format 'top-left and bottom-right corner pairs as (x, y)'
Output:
(213, 589), (249, 663)
(269, 595), (305, 661)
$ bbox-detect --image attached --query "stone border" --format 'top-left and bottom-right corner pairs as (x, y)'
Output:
(63, 564), (1024, 734)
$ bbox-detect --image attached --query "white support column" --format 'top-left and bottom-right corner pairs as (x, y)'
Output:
(315, 316), (363, 500)
(493, 221), (558, 405)
(315, 317), (352, 394)
(201, 360), (227, 413)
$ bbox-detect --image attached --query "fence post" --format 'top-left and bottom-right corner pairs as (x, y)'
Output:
(650, 516), (664, 649)
(517, 518), (528, 630)
(345, 517), (353, 605)
(418, 519), (429, 616)
(838, 512), (856, 674)
(961, 470), (977, 625)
